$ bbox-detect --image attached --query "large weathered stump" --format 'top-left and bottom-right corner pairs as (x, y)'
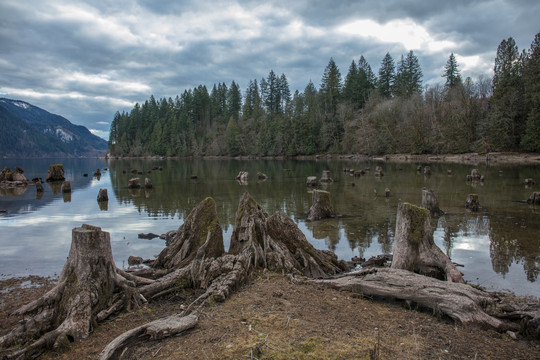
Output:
(153, 197), (224, 270)
(306, 189), (336, 221)
(0, 225), (143, 359)
(391, 203), (464, 283)
(421, 188), (443, 217)
(45, 164), (65, 182)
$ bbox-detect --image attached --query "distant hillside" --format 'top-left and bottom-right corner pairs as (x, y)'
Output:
(0, 98), (107, 158)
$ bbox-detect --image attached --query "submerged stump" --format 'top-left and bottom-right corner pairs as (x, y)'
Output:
(466, 194), (480, 211)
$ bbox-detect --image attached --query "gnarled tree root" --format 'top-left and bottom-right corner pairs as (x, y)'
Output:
(313, 268), (503, 329)
(0, 225), (143, 359)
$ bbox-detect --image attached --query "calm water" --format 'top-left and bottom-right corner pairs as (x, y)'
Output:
(0, 158), (539, 297)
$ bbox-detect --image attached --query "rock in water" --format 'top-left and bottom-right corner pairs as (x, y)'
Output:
(128, 178), (141, 189)
(306, 189), (336, 221)
(45, 164), (65, 182)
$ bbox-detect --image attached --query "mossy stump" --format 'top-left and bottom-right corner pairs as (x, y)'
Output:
(391, 203), (463, 283)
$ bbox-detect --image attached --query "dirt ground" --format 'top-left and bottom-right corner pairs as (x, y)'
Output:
(1, 273), (539, 360)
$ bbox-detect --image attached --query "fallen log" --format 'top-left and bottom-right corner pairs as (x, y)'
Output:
(313, 268), (502, 329)
(99, 313), (198, 360)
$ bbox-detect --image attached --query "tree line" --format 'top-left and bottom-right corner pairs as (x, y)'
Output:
(108, 31), (540, 157)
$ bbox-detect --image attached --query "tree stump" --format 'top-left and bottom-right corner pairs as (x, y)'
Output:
(527, 192), (540, 205)
(306, 176), (318, 186)
(466, 194), (480, 211)
(62, 181), (71, 193)
(306, 190), (336, 221)
(320, 170), (333, 183)
(391, 203), (464, 283)
(94, 169), (101, 177)
(128, 178), (141, 189)
(421, 188), (444, 217)
(525, 178), (535, 186)
(144, 178), (153, 189)
(257, 172), (268, 180)
(45, 164), (65, 182)
(424, 166), (432, 176)
(235, 171), (248, 182)
(35, 181), (44, 193)
(0, 225), (143, 359)
(471, 169), (481, 180)
(374, 166), (383, 177)
(153, 197), (224, 271)
(97, 188), (108, 202)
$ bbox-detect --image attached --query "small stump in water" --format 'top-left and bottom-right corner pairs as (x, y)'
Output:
(62, 181), (71, 193)
(128, 178), (141, 189)
(422, 188), (443, 217)
(466, 194), (480, 211)
(306, 189), (336, 221)
(97, 188), (109, 202)
(527, 192), (540, 205)
(320, 170), (333, 183)
(45, 164), (65, 182)
(144, 178), (153, 189)
(306, 176), (318, 187)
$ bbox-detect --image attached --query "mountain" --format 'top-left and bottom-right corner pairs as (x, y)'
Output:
(0, 98), (108, 158)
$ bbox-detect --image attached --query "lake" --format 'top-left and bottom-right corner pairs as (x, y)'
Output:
(0, 158), (539, 297)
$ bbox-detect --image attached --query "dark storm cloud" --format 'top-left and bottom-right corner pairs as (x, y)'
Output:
(1, 0), (539, 140)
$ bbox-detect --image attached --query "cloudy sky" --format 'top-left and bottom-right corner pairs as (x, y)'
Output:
(1, 0), (539, 140)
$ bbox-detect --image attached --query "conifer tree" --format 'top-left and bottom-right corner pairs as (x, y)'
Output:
(320, 58), (342, 117)
(378, 53), (395, 98)
(443, 53), (462, 88)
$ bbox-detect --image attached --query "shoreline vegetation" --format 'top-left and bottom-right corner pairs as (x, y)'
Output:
(105, 151), (540, 165)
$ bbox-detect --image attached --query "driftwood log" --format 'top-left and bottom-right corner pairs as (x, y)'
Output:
(313, 268), (501, 328)
(0, 225), (146, 359)
(391, 203), (464, 283)
(99, 314), (198, 360)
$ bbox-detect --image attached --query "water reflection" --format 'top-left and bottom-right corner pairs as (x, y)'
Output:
(1, 158), (539, 297)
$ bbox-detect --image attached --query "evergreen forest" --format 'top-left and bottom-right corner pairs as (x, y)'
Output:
(108, 32), (540, 157)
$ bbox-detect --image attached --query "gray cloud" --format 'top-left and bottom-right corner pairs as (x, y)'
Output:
(1, 0), (538, 140)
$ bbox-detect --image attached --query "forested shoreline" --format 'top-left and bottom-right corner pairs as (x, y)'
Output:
(108, 32), (540, 157)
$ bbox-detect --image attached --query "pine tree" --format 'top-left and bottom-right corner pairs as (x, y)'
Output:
(378, 53), (395, 98)
(320, 58), (342, 117)
(227, 80), (242, 121)
(443, 53), (462, 88)
(343, 60), (360, 105)
(521, 31), (540, 151)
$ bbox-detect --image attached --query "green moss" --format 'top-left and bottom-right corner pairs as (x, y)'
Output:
(402, 202), (429, 245)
